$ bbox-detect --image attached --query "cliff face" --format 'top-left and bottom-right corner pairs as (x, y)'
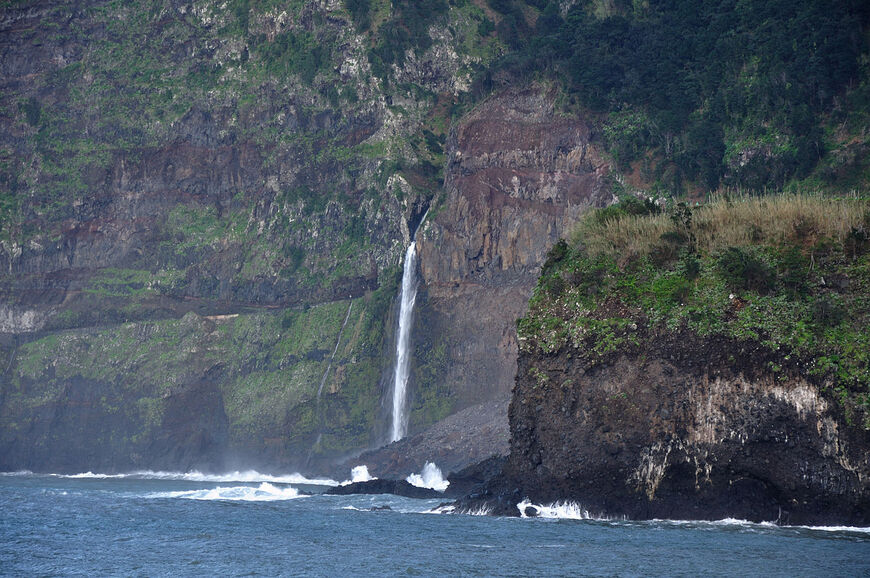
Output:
(0, 1), (611, 473)
(481, 196), (870, 524)
(0, 0), (404, 332)
(417, 89), (610, 409)
(0, 300), (395, 473)
(508, 333), (870, 525)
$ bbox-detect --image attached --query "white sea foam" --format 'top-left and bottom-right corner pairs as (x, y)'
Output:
(459, 504), (492, 516)
(793, 525), (870, 534)
(339, 465), (377, 486)
(517, 500), (600, 520)
(651, 518), (779, 531)
(406, 462), (449, 492)
(61, 472), (127, 479)
(352, 465), (373, 483)
(691, 519), (870, 535)
(147, 482), (304, 501)
(49, 470), (339, 486)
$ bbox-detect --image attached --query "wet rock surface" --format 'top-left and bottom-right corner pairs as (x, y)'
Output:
(326, 455), (506, 501)
(326, 478), (444, 500)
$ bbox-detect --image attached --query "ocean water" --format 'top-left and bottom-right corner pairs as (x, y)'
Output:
(2, 471), (869, 577)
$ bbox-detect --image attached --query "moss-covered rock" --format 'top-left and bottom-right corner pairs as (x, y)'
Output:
(520, 194), (870, 425)
(0, 284), (402, 472)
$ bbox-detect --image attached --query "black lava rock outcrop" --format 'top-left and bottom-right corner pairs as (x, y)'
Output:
(464, 331), (870, 525)
(326, 479), (443, 500)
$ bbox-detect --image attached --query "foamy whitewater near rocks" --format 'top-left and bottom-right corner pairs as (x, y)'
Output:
(2, 470), (869, 576)
(147, 482), (304, 501)
(517, 500), (602, 520)
(341, 465), (375, 486)
(406, 462), (449, 492)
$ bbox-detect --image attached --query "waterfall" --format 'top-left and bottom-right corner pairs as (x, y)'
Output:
(389, 242), (418, 442)
(389, 219), (427, 442)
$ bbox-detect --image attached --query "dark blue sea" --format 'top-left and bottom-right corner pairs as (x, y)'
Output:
(2, 470), (869, 577)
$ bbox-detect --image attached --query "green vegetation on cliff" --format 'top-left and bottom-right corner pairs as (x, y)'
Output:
(488, 0), (870, 193)
(3, 0), (869, 471)
(519, 194), (870, 427)
(2, 283), (395, 467)
(0, 0), (497, 469)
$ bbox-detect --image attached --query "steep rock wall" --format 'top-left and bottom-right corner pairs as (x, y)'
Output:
(417, 89), (610, 410)
(0, 3), (611, 472)
(0, 295), (394, 473)
(504, 333), (870, 525)
(0, 1), (404, 330)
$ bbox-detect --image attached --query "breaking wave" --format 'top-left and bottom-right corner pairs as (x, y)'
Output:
(147, 482), (305, 501)
(660, 518), (870, 535)
(516, 505), (870, 534)
(794, 525), (870, 534)
(406, 462), (449, 492)
(46, 470), (339, 486)
(654, 518), (778, 529)
(340, 465), (375, 486)
(517, 500), (601, 520)
(458, 504), (492, 516)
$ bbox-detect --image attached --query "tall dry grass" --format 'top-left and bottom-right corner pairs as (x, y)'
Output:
(574, 194), (870, 262)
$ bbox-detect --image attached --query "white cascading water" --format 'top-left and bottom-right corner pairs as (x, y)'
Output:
(390, 240), (419, 442)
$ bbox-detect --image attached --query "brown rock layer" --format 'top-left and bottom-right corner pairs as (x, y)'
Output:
(417, 88), (610, 410)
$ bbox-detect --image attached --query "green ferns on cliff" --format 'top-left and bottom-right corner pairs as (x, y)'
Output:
(519, 194), (870, 427)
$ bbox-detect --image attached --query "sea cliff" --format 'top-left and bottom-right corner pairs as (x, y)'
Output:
(462, 195), (870, 525)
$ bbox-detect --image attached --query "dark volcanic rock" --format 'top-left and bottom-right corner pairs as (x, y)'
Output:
(468, 332), (870, 525)
(443, 455), (507, 499)
(326, 479), (444, 499)
(416, 88), (611, 411)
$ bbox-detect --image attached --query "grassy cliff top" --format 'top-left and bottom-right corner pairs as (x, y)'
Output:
(519, 193), (870, 427)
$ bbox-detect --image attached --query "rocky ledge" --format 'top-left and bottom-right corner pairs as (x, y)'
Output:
(326, 479), (445, 500)
(327, 456), (506, 501)
(337, 395), (510, 480)
(455, 196), (870, 525)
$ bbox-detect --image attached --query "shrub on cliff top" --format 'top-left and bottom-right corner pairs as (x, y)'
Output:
(573, 194), (869, 263)
(715, 246), (776, 294)
(523, 193), (870, 427)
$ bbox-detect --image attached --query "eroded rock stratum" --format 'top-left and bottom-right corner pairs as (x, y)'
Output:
(418, 88), (610, 409)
